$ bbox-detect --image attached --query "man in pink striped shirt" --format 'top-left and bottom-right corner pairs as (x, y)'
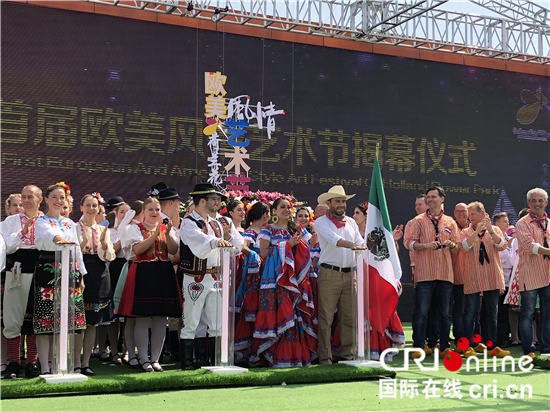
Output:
(460, 202), (509, 358)
(404, 186), (460, 358)
(515, 188), (550, 357)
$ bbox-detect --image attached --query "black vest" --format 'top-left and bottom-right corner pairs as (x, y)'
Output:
(178, 216), (222, 276)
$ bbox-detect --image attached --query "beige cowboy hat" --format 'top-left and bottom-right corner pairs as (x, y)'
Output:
(317, 185), (356, 204)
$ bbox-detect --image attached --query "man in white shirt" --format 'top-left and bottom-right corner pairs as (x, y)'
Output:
(158, 187), (183, 362)
(314, 185), (366, 364)
(178, 183), (237, 370)
(1, 185), (43, 379)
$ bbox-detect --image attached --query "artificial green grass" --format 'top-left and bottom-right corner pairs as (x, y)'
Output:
(0, 364), (394, 399)
(533, 355), (550, 370)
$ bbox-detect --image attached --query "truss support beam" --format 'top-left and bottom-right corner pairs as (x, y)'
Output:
(81, 0), (549, 64)
(470, 0), (549, 27)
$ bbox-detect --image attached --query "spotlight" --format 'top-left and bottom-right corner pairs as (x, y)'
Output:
(187, 3), (193, 12)
(212, 8), (220, 22)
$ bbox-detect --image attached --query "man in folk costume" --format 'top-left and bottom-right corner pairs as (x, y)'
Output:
(1, 185), (43, 379)
(460, 202), (510, 358)
(314, 185), (366, 365)
(404, 186), (460, 359)
(158, 187), (183, 362)
(178, 183), (238, 370)
(515, 188), (550, 358)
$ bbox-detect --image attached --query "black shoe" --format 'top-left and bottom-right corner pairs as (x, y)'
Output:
(498, 339), (513, 349)
(193, 338), (208, 369)
(180, 339), (195, 370)
(25, 362), (41, 378)
(4, 362), (21, 379)
(208, 339), (216, 366)
(81, 366), (96, 376)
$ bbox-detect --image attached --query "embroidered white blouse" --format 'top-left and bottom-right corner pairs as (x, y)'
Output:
(35, 215), (88, 275)
(76, 221), (115, 262)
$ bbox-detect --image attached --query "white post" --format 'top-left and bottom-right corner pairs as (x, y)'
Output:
(202, 247), (247, 375)
(41, 244), (87, 384)
(220, 248), (230, 365)
(356, 252), (365, 360)
(339, 250), (381, 368)
(59, 247), (70, 373)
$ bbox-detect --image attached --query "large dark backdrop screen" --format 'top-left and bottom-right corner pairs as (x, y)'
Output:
(3, 3), (549, 313)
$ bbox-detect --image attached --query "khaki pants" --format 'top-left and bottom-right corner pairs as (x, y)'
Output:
(317, 267), (355, 364)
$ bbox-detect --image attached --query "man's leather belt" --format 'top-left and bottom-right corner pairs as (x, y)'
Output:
(320, 263), (352, 273)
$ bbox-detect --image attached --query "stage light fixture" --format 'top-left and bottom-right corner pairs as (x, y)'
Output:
(212, 8), (220, 22)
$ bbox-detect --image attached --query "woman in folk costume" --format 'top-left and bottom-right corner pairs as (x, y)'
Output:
(96, 201), (130, 365)
(233, 202), (269, 362)
(253, 197), (317, 367)
(74, 193), (116, 376)
(113, 200), (143, 368)
(353, 202), (405, 361)
(117, 197), (181, 372)
(33, 183), (87, 375)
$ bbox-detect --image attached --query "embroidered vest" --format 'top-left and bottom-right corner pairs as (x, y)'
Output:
(178, 216), (222, 275)
(134, 223), (170, 263)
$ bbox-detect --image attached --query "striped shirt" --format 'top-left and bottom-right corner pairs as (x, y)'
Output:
(516, 215), (550, 291)
(403, 213), (459, 284)
(451, 246), (467, 285)
(459, 225), (506, 294)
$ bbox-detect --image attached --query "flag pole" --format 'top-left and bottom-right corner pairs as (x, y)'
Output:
(339, 148), (381, 369)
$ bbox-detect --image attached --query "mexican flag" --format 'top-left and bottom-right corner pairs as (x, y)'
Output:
(363, 155), (402, 334)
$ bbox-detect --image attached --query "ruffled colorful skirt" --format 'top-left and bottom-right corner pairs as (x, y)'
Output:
(251, 241), (317, 367)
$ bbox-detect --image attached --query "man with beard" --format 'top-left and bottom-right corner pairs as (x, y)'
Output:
(315, 185), (366, 365)
(178, 183), (234, 370)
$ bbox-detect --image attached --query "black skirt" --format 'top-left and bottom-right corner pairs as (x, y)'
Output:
(109, 257), (127, 294)
(82, 254), (114, 325)
(118, 260), (182, 318)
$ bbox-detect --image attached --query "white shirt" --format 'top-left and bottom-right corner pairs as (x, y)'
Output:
(0, 235), (6, 271)
(35, 215), (87, 275)
(109, 228), (126, 259)
(76, 221), (116, 262)
(180, 211), (239, 269)
(314, 215), (363, 268)
(1, 212), (42, 254)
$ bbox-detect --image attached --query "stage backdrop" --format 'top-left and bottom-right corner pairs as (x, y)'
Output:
(2, 2), (549, 317)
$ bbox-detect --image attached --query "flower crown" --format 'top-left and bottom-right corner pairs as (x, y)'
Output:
(55, 181), (71, 196)
(90, 192), (105, 204)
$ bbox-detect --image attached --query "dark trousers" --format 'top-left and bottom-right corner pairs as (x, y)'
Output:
(412, 280), (453, 351)
(465, 290), (499, 348)
(497, 287), (510, 345)
(452, 284), (465, 341)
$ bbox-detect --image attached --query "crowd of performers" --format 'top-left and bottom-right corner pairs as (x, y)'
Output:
(1, 181), (548, 379)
